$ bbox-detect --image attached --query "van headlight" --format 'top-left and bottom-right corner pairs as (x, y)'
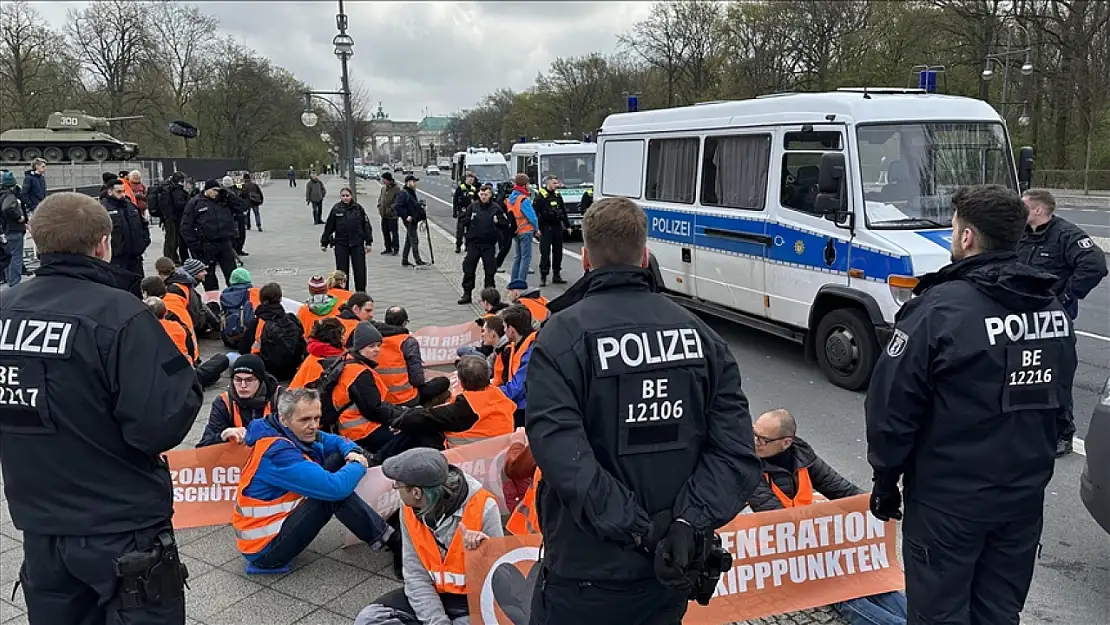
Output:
(887, 275), (919, 306)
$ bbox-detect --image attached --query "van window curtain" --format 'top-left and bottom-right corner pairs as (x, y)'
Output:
(714, 136), (770, 209)
(651, 139), (698, 203)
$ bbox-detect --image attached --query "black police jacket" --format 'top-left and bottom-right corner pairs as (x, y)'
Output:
(461, 199), (510, 245)
(453, 183), (477, 217)
(525, 265), (762, 581)
(535, 188), (570, 230)
(866, 251), (1077, 522)
(102, 195), (151, 260)
(1016, 216), (1108, 311)
(0, 253), (204, 535)
(321, 201), (374, 248)
(180, 194), (238, 251)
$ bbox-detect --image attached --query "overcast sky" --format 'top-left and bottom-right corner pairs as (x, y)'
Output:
(29, 1), (651, 121)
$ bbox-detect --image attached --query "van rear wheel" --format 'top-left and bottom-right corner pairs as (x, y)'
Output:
(815, 308), (878, 391)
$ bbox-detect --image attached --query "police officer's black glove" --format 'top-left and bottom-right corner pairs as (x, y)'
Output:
(654, 518), (698, 589)
(869, 474), (903, 521)
(643, 509), (673, 553)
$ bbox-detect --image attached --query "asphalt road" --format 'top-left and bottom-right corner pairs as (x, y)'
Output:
(410, 172), (1110, 624)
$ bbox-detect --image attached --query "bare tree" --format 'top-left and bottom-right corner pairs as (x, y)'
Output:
(619, 2), (688, 107)
(0, 1), (72, 128)
(66, 0), (153, 117)
(147, 2), (217, 121)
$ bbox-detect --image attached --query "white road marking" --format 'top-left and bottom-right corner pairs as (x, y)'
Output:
(1077, 330), (1110, 343)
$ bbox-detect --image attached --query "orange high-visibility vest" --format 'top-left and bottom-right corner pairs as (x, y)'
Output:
(517, 297), (549, 325)
(160, 316), (197, 364)
(338, 316), (360, 341)
(121, 178), (138, 205)
(218, 391), (271, 428)
(445, 386), (515, 446)
(506, 194), (534, 235)
(492, 347), (508, 386)
(329, 288), (353, 307)
(402, 488), (495, 593)
(298, 303), (339, 339)
(164, 293), (193, 330)
(507, 467), (542, 536)
(233, 437), (307, 554)
(251, 318), (267, 354)
(248, 287), (262, 309)
(768, 467), (814, 508)
(288, 354), (325, 390)
(376, 334), (418, 405)
(508, 332), (537, 381)
(331, 360), (387, 441)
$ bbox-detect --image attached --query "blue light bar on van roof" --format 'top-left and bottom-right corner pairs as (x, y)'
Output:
(627, 95), (639, 112)
(918, 70), (938, 93)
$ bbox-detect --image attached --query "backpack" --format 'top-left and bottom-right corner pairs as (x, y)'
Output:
(257, 313), (306, 371)
(307, 356), (355, 432)
(219, 288), (255, 342)
(148, 181), (173, 219)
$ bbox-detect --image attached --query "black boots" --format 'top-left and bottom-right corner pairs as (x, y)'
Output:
(540, 274), (547, 287)
(553, 272), (567, 284)
(458, 291), (472, 305)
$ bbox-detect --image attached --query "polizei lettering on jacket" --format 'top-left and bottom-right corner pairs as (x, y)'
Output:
(983, 310), (1070, 346)
(595, 328), (705, 373)
(0, 318), (75, 357)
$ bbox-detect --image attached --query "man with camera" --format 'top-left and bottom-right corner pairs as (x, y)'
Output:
(523, 197), (762, 624)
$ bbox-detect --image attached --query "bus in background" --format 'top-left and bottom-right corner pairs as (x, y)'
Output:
(595, 88), (1034, 390)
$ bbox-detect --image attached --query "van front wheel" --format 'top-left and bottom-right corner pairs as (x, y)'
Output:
(815, 308), (878, 391)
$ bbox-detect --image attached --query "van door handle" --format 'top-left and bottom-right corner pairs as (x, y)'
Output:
(704, 227), (772, 247)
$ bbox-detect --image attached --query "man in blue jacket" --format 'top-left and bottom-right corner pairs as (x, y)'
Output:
(21, 158), (46, 214)
(505, 173), (539, 283)
(499, 304), (535, 427)
(232, 387), (395, 573)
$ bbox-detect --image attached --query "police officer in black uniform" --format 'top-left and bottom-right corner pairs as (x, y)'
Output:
(457, 183), (511, 305)
(180, 179), (239, 290)
(524, 196), (762, 625)
(1017, 188), (1107, 455)
(866, 184), (1078, 625)
(102, 178), (151, 277)
(453, 173), (478, 253)
(1, 192), (203, 625)
(535, 175), (572, 287)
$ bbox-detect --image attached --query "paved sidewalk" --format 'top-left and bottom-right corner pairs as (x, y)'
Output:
(0, 176), (846, 625)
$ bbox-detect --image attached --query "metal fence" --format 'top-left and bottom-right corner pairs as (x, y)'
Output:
(0, 159), (161, 192)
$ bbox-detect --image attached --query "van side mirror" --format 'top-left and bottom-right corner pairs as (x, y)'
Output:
(815, 152), (848, 224)
(1017, 146), (1034, 191)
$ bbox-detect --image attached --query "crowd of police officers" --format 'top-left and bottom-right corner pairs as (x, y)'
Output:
(0, 178), (1103, 625)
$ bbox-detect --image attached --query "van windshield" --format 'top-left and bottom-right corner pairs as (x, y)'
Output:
(470, 164), (510, 183)
(857, 122), (1016, 229)
(542, 153), (595, 187)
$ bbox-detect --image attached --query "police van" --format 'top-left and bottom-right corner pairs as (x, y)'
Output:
(509, 140), (597, 230)
(452, 148), (511, 187)
(595, 88), (1034, 390)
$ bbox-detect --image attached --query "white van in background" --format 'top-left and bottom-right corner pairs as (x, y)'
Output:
(509, 140), (597, 230)
(595, 88), (1034, 389)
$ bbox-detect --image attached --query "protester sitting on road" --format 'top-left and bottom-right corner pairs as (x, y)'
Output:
(289, 317), (347, 390)
(457, 315), (510, 383)
(326, 269), (354, 306)
(338, 291), (374, 339)
(143, 296), (228, 389)
(475, 287), (509, 327)
(238, 282), (306, 382)
(500, 304), (535, 427)
(297, 275), (342, 339)
(752, 408), (907, 625)
(197, 354), (280, 448)
(141, 275), (194, 332)
(392, 356), (514, 447)
(219, 267), (260, 348)
(355, 448), (502, 625)
(320, 322), (436, 460)
(156, 256), (218, 335)
(506, 279), (549, 327)
(376, 306), (451, 407)
(232, 387), (395, 574)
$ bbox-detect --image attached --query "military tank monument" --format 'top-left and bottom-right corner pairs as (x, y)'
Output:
(0, 110), (142, 163)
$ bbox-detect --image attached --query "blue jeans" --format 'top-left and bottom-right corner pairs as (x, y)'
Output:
(835, 591), (907, 625)
(510, 232), (534, 283)
(5, 234), (24, 286)
(248, 453), (390, 568)
(250, 204), (262, 229)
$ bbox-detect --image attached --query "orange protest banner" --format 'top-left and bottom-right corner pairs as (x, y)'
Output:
(412, 321), (482, 365)
(165, 442), (251, 529)
(464, 495), (903, 625)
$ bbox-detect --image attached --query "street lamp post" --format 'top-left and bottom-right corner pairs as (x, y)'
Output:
(981, 18), (1034, 121)
(334, 1), (356, 197)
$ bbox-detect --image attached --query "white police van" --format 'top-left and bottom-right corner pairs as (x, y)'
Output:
(596, 88), (1034, 390)
(509, 140), (597, 230)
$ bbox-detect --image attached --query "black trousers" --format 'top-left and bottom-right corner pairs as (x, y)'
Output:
(529, 567), (687, 625)
(311, 201), (323, 224)
(374, 587), (470, 622)
(195, 353), (230, 389)
(202, 241), (238, 291)
(461, 242), (497, 292)
(235, 214), (247, 253)
(334, 244), (368, 292)
(20, 523), (186, 625)
(539, 228), (565, 276)
(162, 220), (183, 264)
(402, 220), (423, 264)
(401, 376), (452, 407)
(455, 215), (467, 250)
(111, 256), (144, 277)
(496, 229), (514, 268)
(381, 217), (399, 253)
(902, 500), (1041, 625)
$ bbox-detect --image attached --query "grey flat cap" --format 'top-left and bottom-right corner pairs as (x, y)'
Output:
(382, 448), (449, 488)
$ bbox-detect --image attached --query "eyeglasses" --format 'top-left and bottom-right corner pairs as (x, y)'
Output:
(754, 434), (792, 446)
(232, 376), (257, 385)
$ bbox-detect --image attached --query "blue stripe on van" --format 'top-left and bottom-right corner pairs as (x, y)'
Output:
(643, 206), (914, 282)
(915, 229), (953, 249)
